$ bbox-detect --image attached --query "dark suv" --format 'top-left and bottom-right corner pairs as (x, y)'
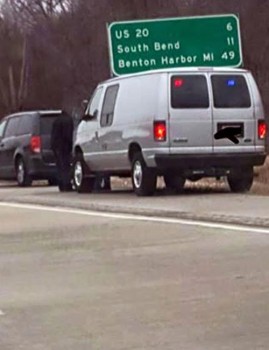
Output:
(0, 110), (62, 186)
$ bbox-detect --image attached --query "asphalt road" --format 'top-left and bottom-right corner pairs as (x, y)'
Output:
(1, 180), (269, 227)
(1, 201), (269, 350)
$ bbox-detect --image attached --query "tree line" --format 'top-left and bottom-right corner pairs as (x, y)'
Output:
(0, 0), (269, 119)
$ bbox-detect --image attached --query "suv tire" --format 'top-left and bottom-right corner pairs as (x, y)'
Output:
(16, 158), (32, 187)
(131, 153), (156, 196)
(73, 154), (95, 193)
(227, 167), (254, 193)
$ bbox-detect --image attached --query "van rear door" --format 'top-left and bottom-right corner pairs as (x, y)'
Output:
(169, 73), (213, 154)
(210, 73), (255, 153)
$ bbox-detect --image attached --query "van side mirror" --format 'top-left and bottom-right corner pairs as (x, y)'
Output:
(82, 114), (92, 122)
(81, 99), (88, 111)
(82, 109), (98, 121)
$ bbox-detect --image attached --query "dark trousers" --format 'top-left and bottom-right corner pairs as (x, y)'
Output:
(54, 150), (72, 191)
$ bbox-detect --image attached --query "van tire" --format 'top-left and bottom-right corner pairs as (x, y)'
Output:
(164, 174), (185, 193)
(16, 157), (32, 187)
(227, 167), (254, 193)
(131, 153), (156, 196)
(73, 155), (95, 193)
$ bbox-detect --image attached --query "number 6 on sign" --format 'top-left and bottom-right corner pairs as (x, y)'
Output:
(226, 23), (233, 31)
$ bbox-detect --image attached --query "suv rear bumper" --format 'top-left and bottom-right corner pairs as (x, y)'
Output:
(155, 152), (266, 170)
(27, 157), (57, 180)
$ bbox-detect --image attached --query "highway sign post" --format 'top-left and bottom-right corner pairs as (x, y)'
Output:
(107, 14), (242, 76)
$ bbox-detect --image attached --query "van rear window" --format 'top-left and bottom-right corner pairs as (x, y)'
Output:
(40, 114), (60, 135)
(211, 75), (251, 108)
(171, 75), (209, 109)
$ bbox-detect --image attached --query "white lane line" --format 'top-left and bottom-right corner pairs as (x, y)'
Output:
(0, 310), (5, 316)
(0, 201), (269, 234)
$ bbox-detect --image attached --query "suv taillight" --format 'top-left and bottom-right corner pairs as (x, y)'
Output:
(30, 136), (41, 153)
(154, 121), (166, 141)
(258, 120), (267, 140)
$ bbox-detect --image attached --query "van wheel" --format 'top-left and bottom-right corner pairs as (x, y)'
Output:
(16, 158), (32, 187)
(227, 167), (254, 193)
(73, 155), (95, 193)
(131, 153), (156, 196)
(164, 174), (185, 193)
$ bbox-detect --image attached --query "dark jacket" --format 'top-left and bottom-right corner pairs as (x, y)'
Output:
(51, 111), (74, 154)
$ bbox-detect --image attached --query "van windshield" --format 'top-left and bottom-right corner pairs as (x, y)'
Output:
(211, 75), (251, 108)
(171, 75), (209, 109)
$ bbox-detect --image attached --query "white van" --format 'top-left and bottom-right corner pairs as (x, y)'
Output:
(73, 67), (267, 196)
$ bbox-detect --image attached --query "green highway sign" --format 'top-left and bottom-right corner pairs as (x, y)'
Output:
(107, 14), (242, 75)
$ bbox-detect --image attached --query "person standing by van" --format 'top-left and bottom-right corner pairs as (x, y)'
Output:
(51, 110), (74, 191)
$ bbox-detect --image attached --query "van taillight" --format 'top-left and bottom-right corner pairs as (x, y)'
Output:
(154, 121), (166, 141)
(30, 136), (41, 153)
(258, 120), (267, 139)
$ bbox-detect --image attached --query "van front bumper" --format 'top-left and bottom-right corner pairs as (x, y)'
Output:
(155, 152), (266, 170)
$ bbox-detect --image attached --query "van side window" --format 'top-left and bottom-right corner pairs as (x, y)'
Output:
(86, 87), (103, 116)
(171, 75), (209, 109)
(211, 75), (251, 108)
(100, 85), (119, 127)
(4, 117), (20, 137)
(0, 120), (7, 138)
(17, 115), (33, 135)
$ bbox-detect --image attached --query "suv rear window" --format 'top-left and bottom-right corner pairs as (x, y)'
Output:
(211, 75), (251, 108)
(40, 114), (60, 135)
(171, 75), (209, 109)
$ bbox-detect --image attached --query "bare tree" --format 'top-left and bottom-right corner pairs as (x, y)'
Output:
(1, 0), (269, 119)
(0, 15), (25, 114)
(2, 0), (72, 25)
